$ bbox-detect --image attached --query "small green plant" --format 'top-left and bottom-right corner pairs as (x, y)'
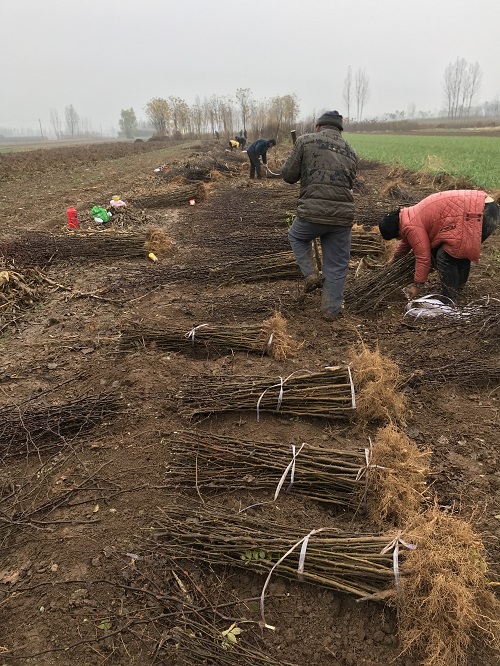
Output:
(240, 549), (273, 563)
(220, 623), (242, 650)
(285, 210), (295, 227)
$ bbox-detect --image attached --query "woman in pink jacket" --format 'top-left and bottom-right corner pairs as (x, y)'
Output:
(378, 190), (499, 300)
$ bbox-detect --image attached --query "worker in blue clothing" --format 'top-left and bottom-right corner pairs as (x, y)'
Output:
(246, 138), (276, 179)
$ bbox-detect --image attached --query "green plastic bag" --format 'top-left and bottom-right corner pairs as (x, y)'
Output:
(91, 205), (111, 223)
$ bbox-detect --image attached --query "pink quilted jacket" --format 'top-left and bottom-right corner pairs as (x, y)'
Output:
(394, 190), (487, 283)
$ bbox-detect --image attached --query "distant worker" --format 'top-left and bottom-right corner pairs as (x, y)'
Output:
(228, 139), (240, 151)
(280, 111), (358, 321)
(379, 190), (499, 300)
(236, 135), (246, 149)
(214, 130), (220, 140)
(246, 138), (276, 179)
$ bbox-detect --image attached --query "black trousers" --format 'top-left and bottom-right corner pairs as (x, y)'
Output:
(432, 246), (470, 300)
(432, 204), (499, 299)
(247, 150), (262, 178)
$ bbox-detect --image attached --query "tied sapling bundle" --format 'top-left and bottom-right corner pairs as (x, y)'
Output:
(120, 313), (295, 360)
(0, 230), (156, 265)
(167, 427), (430, 520)
(178, 367), (356, 420)
(345, 253), (414, 313)
(149, 500), (398, 601)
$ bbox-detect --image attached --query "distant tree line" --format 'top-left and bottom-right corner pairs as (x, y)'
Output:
(118, 90), (300, 142)
(6, 56), (496, 142)
(49, 104), (100, 140)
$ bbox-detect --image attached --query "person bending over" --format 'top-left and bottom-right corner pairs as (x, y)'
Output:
(379, 190), (499, 300)
(246, 138), (276, 179)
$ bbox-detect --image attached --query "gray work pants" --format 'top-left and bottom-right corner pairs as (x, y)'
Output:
(288, 216), (352, 315)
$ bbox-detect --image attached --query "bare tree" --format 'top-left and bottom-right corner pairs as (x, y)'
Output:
(342, 66), (352, 122)
(354, 69), (370, 121)
(64, 104), (79, 138)
(235, 88), (253, 133)
(465, 62), (482, 116)
(191, 96), (204, 137)
(49, 109), (62, 139)
(443, 57), (467, 118)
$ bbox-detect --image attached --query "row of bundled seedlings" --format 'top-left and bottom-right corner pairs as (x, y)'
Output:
(167, 425), (430, 521)
(149, 501), (500, 666)
(151, 500), (397, 599)
(412, 352), (500, 388)
(207, 251), (301, 283)
(178, 367), (356, 420)
(345, 253), (414, 312)
(193, 225), (385, 258)
(176, 346), (406, 425)
(0, 392), (123, 459)
(155, 158), (241, 183)
(131, 182), (207, 208)
(0, 226), (175, 266)
(120, 313), (295, 360)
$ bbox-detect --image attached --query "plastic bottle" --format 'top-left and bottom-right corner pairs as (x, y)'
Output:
(67, 207), (79, 229)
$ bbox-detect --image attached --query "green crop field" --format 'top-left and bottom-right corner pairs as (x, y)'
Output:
(344, 133), (500, 191)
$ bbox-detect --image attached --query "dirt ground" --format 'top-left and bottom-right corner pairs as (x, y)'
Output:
(0, 139), (499, 666)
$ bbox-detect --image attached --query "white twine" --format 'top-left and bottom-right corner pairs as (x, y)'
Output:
(274, 443), (305, 500)
(355, 437), (392, 511)
(347, 365), (356, 409)
(380, 532), (416, 598)
(255, 370), (312, 422)
(259, 527), (327, 630)
(184, 323), (209, 346)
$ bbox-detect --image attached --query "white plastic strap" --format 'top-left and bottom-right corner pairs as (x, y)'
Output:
(380, 532), (417, 597)
(259, 527), (326, 629)
(274, 443), (305, 500)
(184, 323), (209, 346)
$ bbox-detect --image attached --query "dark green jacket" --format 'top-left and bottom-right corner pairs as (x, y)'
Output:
(280, 128), (358, 226)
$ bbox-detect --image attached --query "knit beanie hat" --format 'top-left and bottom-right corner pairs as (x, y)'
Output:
(379, 209), (401, 240)
(316, 110), (343, 131)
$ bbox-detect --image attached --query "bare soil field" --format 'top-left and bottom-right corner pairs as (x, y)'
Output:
(0, 140), (499, 666)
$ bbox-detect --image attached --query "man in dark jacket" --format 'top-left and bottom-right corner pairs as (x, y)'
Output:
(281, 111), (358, 320)
(246, 138), (276, 179)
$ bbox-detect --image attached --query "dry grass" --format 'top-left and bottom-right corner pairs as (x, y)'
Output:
(260, 312), (296, 361)
(382, 238), (399, 263)
(350, 344), (407, 426)
(144, 225), (177, 256)
(400, 507), (500, 666)
(367, 424), (431, 527)
(381, 180), (414, 202)
(490, 189), (500, 203)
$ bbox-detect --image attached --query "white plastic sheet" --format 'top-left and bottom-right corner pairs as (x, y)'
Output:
(404, 294), (458, 319)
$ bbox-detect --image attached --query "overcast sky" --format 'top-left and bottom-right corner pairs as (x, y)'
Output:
(1, 0), (499, 134)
